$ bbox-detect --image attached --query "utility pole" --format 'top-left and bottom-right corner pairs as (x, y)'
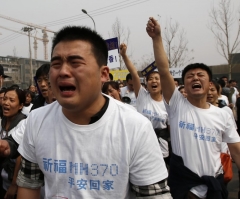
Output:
(22, 27), (33, 85)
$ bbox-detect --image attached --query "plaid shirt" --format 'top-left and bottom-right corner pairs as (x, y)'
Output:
(17, 157), (171, 198)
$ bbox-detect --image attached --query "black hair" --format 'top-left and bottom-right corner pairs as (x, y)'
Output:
(36, 64), (50, 79)
(211, 80), (220, 94)
(28, 84), (35, 89)
(182, 63), (212, 83)
(178, 85), (185, 91)
(25, 90), (34, 100)
(229, 79), (237, 84)
(102, 81), (120, 94)
(146, 71), (160, 81)
(221, 76), (228, 80)
(218, 79), (226, 88)
(10, 84), (20, 89)
(51, 26), (108, 67)
(109, 73), (113, 81)
(0, 87), (6, 94)
(174, 78), (179, 83)
(126, 73), (132, 82)
(4, 87), (25, 110)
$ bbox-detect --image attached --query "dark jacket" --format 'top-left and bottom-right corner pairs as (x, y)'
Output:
(1, 112), (27, 181)
(30, 94), (46, 111)
(168, 153), (228, 199)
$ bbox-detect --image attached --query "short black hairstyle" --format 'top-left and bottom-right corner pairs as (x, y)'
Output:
(229, 79), (237, 84)
(35, 64), (50, 79)
(218, 79), (226, 88)
(0, 87), (6, 94)
(178, 85), (184, 91)
(51, 26), (108, 67)
(25, 90), (34, 100)
(182, 63), (212, 83)
(174, 78), (179, 84)
(4, 87), (25, 110)
(126, 73), (132, 82)
(109, 73), (113, 81)
(146, 71), (160, 81)
(221, 76), (228, 80)
(10, 84), (20, 89)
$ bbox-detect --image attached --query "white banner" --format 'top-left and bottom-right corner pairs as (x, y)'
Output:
(107, 49), (120, 69)
(169, 67), (185, 78)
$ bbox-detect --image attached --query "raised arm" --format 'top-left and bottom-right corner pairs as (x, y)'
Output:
(146, 17), (175, 103)
(120, 43), (141, 97)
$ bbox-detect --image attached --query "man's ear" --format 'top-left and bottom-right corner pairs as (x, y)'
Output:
(100, 66), (110, 83)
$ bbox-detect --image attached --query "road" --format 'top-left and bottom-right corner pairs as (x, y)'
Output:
(228, 163), (239, 199)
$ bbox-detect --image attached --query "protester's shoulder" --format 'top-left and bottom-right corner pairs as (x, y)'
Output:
(210, 104), (231, 117)
(165, 87), (184, 105)
(221, 106), (233, 117)
(30, 101), (59, 118)
(110, 97), (149, 124)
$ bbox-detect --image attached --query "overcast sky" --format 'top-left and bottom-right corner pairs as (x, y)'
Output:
(0, 0), (239, 68)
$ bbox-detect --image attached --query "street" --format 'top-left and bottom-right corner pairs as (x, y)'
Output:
(228, 163), (239, 199)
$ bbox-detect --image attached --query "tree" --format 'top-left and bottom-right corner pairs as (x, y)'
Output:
(136, 53), (154, 71)
(109, 17), (131, 70)
(209, 0), (240, 79)
(162, 18), (194, 68)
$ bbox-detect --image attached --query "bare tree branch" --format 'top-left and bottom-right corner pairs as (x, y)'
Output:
(209, 0), (240, 79)
(109, 17), (131, 70)
(162, 18), (194, 68)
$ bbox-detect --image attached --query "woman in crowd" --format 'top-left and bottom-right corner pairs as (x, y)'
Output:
(119, 43), (170, 165)
(21, 90), (34, 116)
(178, 85), (187, 98)
(102, 81), (135, 108)
(207, 80), (237, 186)
(0, 87), (26, 199)
(102, 81), (122, 101)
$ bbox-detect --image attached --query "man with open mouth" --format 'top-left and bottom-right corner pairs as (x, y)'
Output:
(147, 17), (240, 199)
(13, 26), (169, 199)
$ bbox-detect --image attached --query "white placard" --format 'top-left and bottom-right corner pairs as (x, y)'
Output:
(169, 67), (185, 78)
(107, 49), (120, 69)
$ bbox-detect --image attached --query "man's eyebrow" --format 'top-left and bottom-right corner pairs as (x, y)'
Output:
(67, 55), (85, 61)
(51, 56), (61, 62)
(51, 55), (85, 62)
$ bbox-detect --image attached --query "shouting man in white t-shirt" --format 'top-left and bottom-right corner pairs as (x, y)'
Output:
(13, 26), (170, 199)
(146, 17), (240, 199)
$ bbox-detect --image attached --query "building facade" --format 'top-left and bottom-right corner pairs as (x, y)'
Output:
(0, 55), (49, 89)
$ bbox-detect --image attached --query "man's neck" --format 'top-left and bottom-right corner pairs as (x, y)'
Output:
(187, 96), (210, 109)
(62, 95), (106, 125)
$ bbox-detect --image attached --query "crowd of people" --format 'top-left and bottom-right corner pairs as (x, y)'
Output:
(0, 17), (239, 199)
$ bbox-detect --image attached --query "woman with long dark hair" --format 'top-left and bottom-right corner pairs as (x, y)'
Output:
(0, 87), (26, 199)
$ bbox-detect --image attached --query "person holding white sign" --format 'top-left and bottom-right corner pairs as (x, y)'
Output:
(120, 43), (171, 165)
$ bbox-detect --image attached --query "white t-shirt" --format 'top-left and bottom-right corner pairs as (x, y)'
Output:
(136, 86), (169, 157)
(221, 106), (237, 154)
(18, 98), (168, 199)
(120, 86), (137, 108)
(218, 95), (229, 105)
(231, 87), (239, 106)
(21, 103), (33, 116)
(164, 88), (240, 198)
